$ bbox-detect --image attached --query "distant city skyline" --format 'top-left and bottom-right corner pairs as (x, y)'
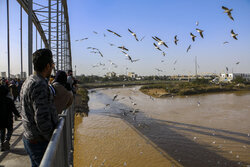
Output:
(0, 0), (250, 76)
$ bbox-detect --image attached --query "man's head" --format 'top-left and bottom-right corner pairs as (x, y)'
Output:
(33, 49), (54, 78)
(67, 70), (73, 76)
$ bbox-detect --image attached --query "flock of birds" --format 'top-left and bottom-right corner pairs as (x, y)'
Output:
(75, 4), (239, 74)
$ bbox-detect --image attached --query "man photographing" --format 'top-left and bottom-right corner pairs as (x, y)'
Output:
(20, 49), (58, 167)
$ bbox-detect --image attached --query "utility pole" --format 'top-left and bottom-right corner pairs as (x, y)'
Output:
(28, 0), (33, 75)
(7, 0), (10, 78)
(75, 65), (76, 76)
(195, 56), (198, 78)
(20, 5), (23, 79)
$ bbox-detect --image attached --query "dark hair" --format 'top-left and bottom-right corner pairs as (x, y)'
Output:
(33, 49), (53, 72)
(0, 85), (9, 97)
(68, 70), (72, 74)
(54, 70), (67, 85)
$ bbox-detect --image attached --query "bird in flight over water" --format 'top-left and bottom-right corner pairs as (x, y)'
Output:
(107, 29), (122, 37)
(222, 6), (234, 21)
(128, 28), (139, 41)
(186, 45), (191, 53)
(231, 30), (238, 40)
(196, 28), (204, 38)
(174, 35), (179, 45)
(190, 33), (196, 42)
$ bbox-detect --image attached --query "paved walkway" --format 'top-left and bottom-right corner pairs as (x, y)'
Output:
(0, 103), (30, 167)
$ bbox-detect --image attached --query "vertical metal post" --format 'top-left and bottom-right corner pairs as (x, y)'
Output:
(36, 29), (37, 51)
(7, 0), (10, 79)
(60, 4), (63, 70)
(75, 65), (76, 76)
(56, 0), (59, 71)
(48, 0), (51, 49)
(20, 5), (23, 79)
(195, 56), (197, 78)
(28, 0), (33, 75)
(41, 37), (42, 48)
(63, 24), (67, 70)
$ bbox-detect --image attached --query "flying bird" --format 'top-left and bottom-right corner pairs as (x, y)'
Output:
(186, 45), (191, 53)
(113, 94), (118, 101)
(226, 67), (229, 72)
(197, 101), (200, 107)
(140, 36), (145, 41)
(93, 31), (98, 34)
(196, 21), (199, 26)
(128, 28), (139, 41)
(155, 68), (163, 72)
(109, 43), (115, 46)
(80, 38), (88, 41)
(122, 51), (132, 61)
(154, 36), (168, 48)
(174, 35), (179, 45)
(153, 43), (162, 51)
(222, 6), (234, 21)
(236, 62), (240, 65)
(131, 59), (140, 63)
(173, 60), (177, 65)
(196, 28), (204, 38)
(162, 52), (166, 56)
(107, 29), (122, 37)
(223, 41), (229, 44)
(190, 33), (196, 42)
(118, 46), (129, 51)
(98, 51), (103, 57)
(231, 29), (238, 40)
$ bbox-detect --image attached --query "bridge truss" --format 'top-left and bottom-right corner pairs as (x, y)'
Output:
(16, 0), (72, 76)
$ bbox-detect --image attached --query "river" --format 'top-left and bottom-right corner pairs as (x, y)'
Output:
(74, 86), (250, 167)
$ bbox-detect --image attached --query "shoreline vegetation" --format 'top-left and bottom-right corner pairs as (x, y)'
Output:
(76, 87), (89, 116)
(81, 80), (172, 89)
(139, 82), (250, 98)
(79, 78), (250, 98)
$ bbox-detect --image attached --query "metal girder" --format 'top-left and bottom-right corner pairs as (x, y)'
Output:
(62, 0), (72, 70)
(16, 0), (72, 73)
(16, 0), (49, 49)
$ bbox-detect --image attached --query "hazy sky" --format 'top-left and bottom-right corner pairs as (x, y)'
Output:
(1, 0), (250, 76)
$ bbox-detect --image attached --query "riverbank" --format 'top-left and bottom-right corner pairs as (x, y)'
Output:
(140, 82), (250, 98)
(75, 87), (89, 116)
(80, 80), (175, 89)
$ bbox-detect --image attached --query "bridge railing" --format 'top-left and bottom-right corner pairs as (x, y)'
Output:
(40, 103), (75, 167)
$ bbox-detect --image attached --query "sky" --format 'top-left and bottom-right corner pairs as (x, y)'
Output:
(1, 0), (250, 76)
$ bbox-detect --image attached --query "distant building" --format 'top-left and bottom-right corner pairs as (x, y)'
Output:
(220, 73), (250, 82)
(1, 72), (6, 78)
(106, 72), (116, 77)
(127, 72), (137, 78)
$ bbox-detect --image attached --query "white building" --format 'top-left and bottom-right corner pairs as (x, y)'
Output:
(127, 72), (137, 78)
(106, 72), (116, 77)
(220, 73), (250, 82)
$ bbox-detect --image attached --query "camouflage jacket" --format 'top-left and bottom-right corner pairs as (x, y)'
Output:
(20, 73), (58, 141)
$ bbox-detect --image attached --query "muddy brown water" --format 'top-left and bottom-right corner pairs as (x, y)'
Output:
(74, 86), (250, 167)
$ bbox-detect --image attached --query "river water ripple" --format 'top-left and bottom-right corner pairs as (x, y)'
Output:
(74, 86), (250, 167)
